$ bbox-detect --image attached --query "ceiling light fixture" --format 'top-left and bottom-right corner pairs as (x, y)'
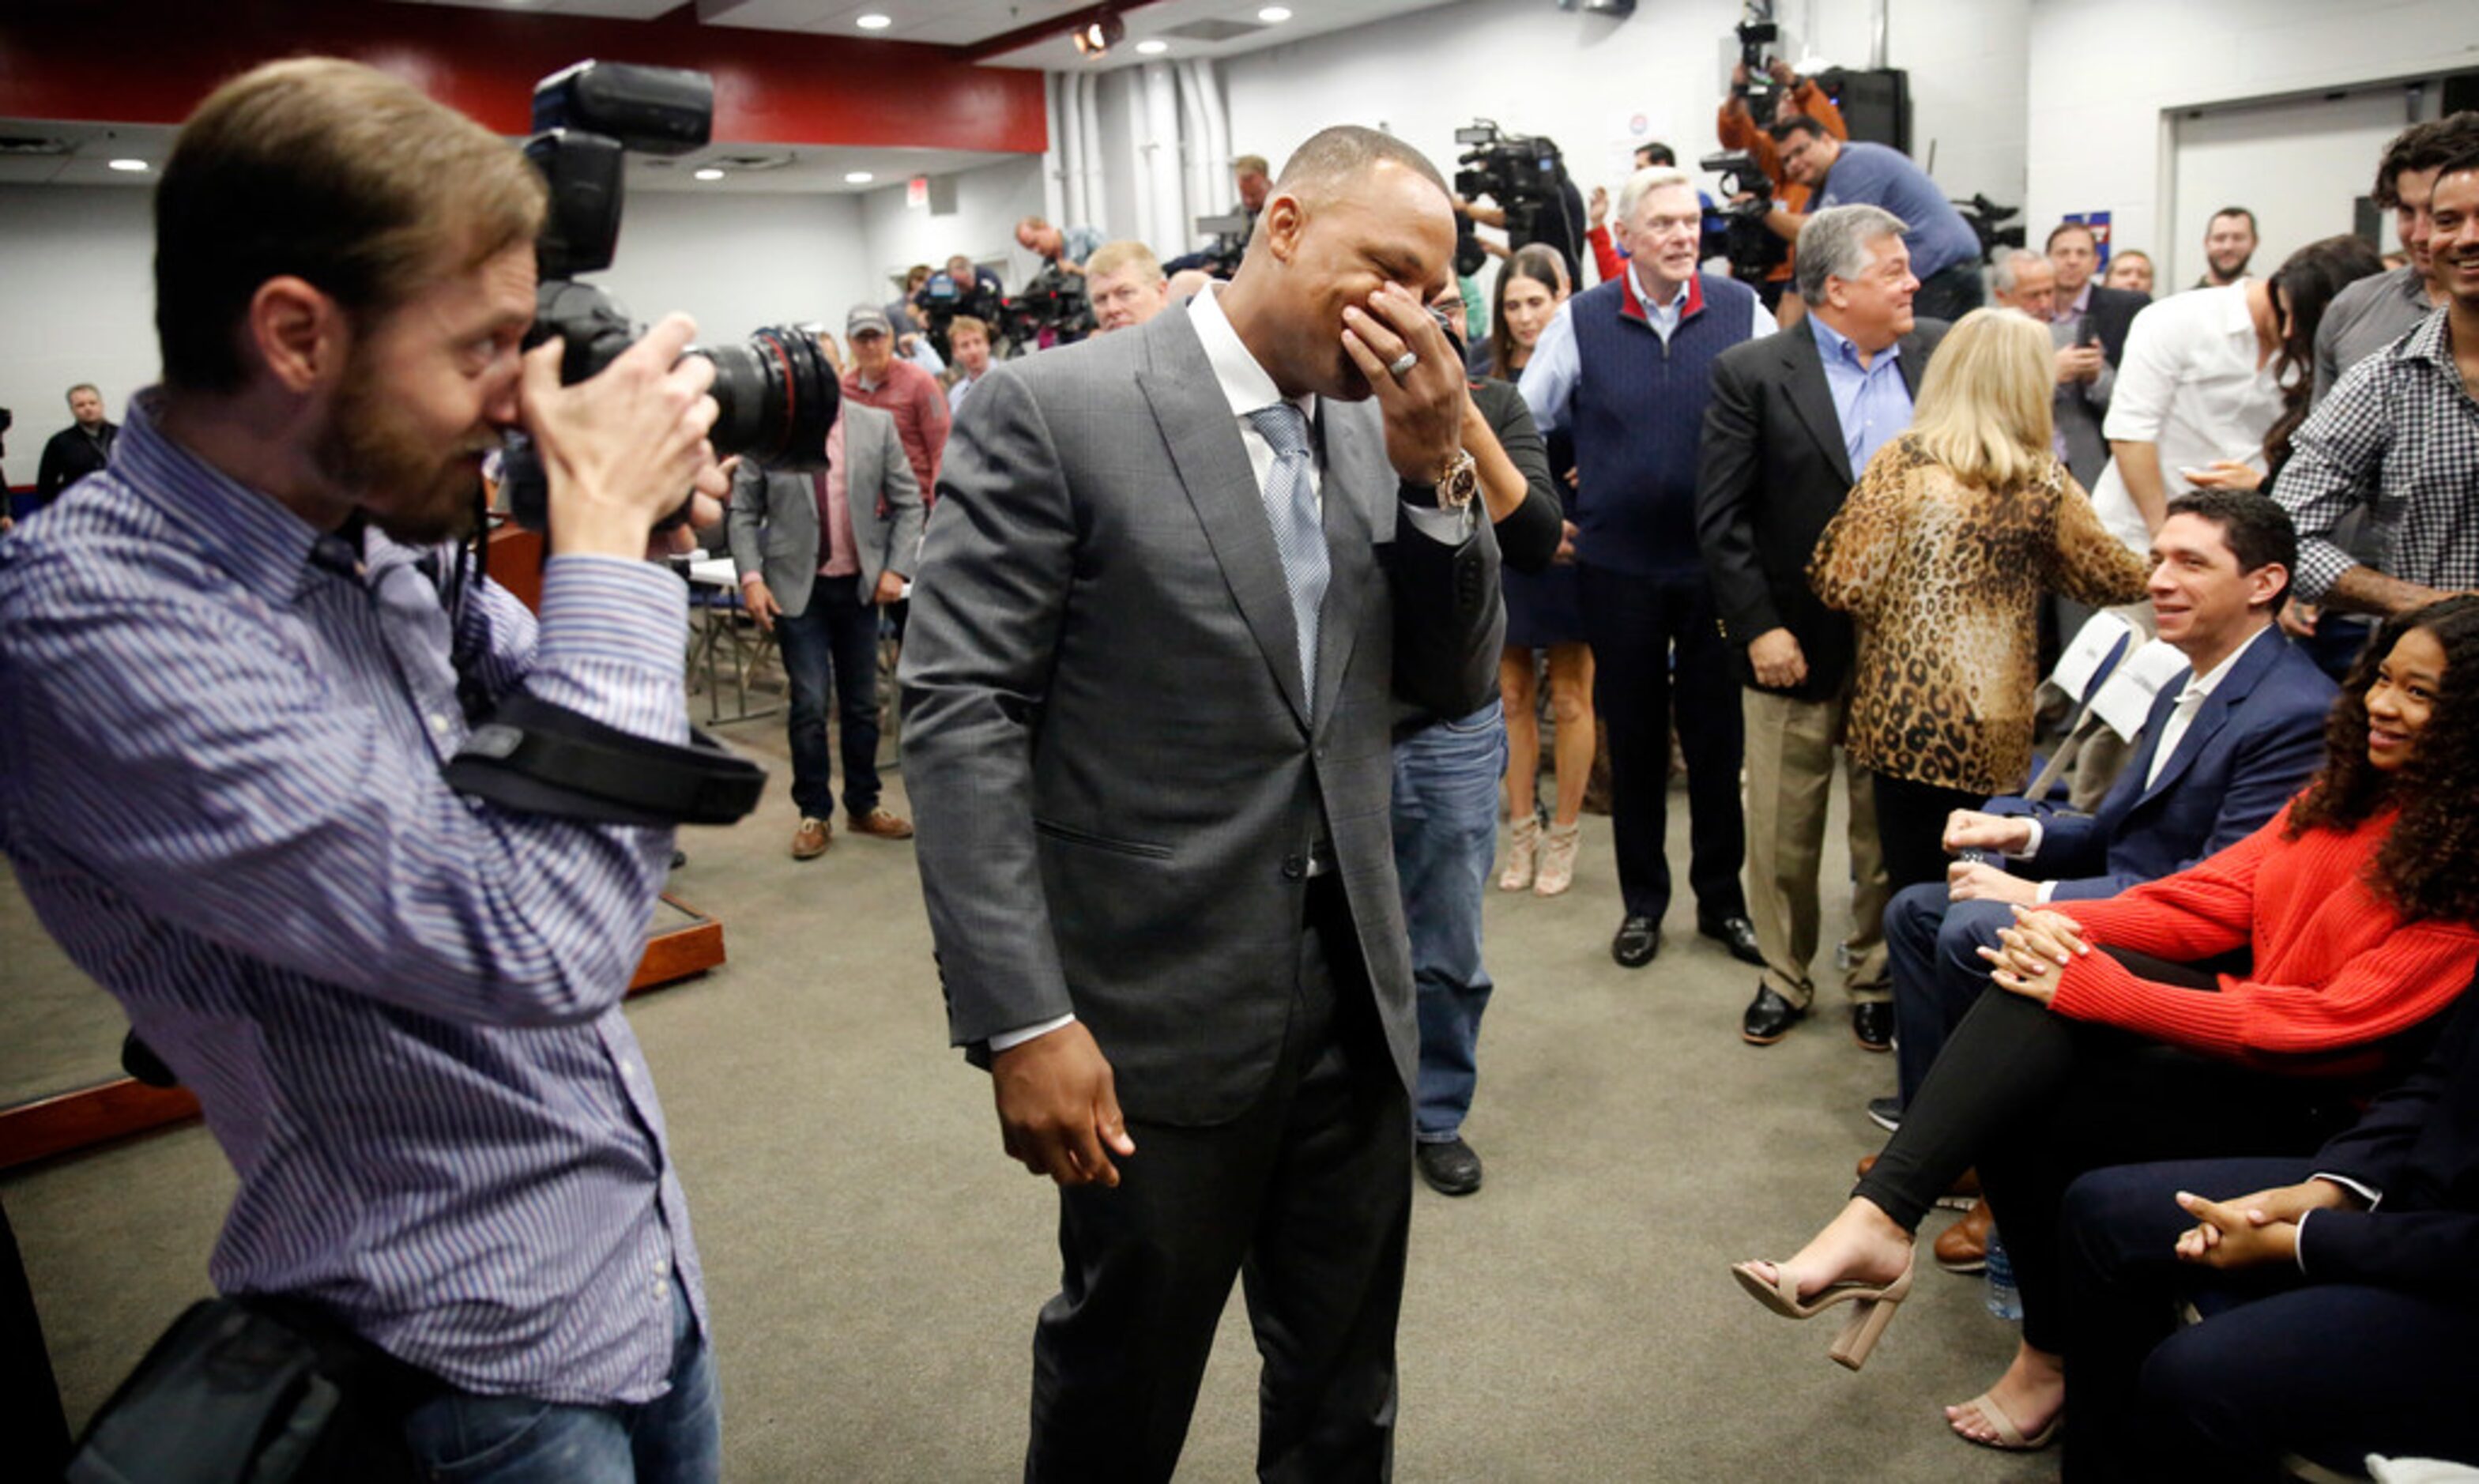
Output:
(1257, 6), (1292, 21)
(693, 168), (725, 181)
(1074, 12), (1125, 57)
(856, 12), (891, 29)
(1135, 39), (1168, 54)
(844, 171), (875, 183)
(107, 158), (149, 172)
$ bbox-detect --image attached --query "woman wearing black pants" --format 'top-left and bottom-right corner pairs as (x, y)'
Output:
(1733, 599), (2479, 1452)
(1809, 308), (2148, 895)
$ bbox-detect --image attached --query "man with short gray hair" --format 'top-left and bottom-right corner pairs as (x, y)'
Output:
(1992, 248), (2114, 486)
(1523, 165), (1773, 972)
(1696, 203), (1948, 1051)
(1085, 239), (1171, 333)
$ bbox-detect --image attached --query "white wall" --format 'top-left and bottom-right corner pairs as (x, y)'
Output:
(2026, 0), (2479, 283)
(1219, 0), (2031, 292)
(1, 186), (157, 491)
(0, 184), (872, 490)
(853, 155), (1049, 301)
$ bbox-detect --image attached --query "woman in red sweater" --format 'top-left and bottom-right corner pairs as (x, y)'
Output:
(1731, 595), (2479, 1452)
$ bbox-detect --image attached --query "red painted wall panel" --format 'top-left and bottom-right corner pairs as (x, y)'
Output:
(0, 1), (1045, 153)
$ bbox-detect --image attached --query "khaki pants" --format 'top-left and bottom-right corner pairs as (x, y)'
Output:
(1742, 684), (1890, 1008)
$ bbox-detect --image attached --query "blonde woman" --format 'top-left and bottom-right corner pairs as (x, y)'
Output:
(1811, 307), (2151, 893)
(1490, 245), (1594, 895)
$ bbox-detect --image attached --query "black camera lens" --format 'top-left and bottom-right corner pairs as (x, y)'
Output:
(697, 325), (838, 473)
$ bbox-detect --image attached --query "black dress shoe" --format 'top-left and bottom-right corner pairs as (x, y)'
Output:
(1852, 1001), (1895, 1053)
(1415, 1137), (1484, 1196)
(1741, 985), (1806, 1045)
(1699, 913), (1764, 966)
(1611, 915), (1661, 968)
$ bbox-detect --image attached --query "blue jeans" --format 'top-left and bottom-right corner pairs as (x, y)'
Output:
(1392, 701), (1506, 1142)
(774, 574), (882, 821)
(400, 1283), (720, 1482)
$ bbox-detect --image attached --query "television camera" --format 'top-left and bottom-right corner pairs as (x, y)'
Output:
(1697, 149), (1788, 286)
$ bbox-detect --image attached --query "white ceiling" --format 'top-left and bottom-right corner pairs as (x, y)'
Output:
(385, 0), (1452, 70)
(0, 116), (1018, 194)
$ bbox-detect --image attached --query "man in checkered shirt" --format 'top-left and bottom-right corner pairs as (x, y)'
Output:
(2275, 144), (2479, 617)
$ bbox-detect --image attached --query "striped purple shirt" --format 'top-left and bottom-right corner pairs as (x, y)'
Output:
(0, 391), (705, 1405)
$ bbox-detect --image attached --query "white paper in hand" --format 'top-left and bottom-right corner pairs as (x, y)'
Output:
(2089, 639), (2191, 741)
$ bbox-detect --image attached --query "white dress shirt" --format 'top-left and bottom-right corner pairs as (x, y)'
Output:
(2086, 284), (2281, 554)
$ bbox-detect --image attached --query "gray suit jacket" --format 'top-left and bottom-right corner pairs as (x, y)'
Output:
(725, 401), (923, 616)
(2051, 316), (2115, 488)
(899, 307), (1502, 1125)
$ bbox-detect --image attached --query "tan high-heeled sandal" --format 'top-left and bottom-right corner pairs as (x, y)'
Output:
(1532, 819), (1580, 896)
(1728, 1250), (1916, 1372)
(1498, 814), (1540, 892)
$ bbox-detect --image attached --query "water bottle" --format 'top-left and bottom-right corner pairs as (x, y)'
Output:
(1984, 1226), (2023, 1321)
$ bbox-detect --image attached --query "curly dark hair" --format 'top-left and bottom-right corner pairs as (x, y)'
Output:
(2288, 595), (2479, 924)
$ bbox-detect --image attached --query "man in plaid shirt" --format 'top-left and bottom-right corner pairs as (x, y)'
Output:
(2276, 145), (2479, 618)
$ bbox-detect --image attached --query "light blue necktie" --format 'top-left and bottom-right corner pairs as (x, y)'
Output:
(1245, 403), (1328, 710)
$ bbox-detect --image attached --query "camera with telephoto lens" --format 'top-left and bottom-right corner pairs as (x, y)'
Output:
(500, 61), (839, 532)
(1454, 119), (1573, 254)
(1699, 149), (1788, 285)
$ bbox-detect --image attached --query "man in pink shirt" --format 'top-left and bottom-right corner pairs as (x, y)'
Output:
(729, 335), (925, 858)
(841, 304), (950, 507)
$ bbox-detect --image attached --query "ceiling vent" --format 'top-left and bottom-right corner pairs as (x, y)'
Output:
(0, 134), (75, 156)
(1162, 18), (1265, 42)
(704, 150), (795, 173)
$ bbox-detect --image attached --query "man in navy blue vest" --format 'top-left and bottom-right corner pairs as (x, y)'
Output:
(1522, 167), (1775, 970)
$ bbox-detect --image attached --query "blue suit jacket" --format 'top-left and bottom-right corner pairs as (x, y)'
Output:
(1988, 626), (2335, 901)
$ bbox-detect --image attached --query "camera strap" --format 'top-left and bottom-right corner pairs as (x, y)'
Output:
(446, 692), (764, 827)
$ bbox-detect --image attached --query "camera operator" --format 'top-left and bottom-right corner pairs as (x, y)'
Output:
(1015, 214), (1103, 279)
(1764, 114), (1986, 322)
(0, 58), (729, 1478)
(1453, 129), (1590, 284)
(1716, 58), (1848, 316)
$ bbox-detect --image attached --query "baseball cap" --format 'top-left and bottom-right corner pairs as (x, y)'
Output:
(846, 304), (891, 338)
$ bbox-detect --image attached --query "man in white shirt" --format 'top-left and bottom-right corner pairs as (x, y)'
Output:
(2087, 279), (2284, 556)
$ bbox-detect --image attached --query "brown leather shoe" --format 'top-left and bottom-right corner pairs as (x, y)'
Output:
(790, 816), (831, 860)
(1855, 1155), (1982, 1210)
(849, 807), (914, 840)
(1934, 1197), (1994, 1274)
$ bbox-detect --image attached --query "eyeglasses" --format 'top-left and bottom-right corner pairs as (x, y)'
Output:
(1427, 303), (1464, 339)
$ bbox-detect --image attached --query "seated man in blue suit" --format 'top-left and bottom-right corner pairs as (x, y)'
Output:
(1879, 491), (2336, 1158)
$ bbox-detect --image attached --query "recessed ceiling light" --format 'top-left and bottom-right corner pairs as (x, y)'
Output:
(1257, 6), (1292, 20)
(693, 168), (725, 181)
(856, 12), (891, 28)
(1135, 39), (1168, 54)
(107, 158), (148, 172)
(844, 171), (874, 184)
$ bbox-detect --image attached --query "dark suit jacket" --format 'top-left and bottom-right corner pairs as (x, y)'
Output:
(1695, 315), (1947, 700)
(2304, 984), (2479, 1290)
(899, 307), (1501, 1124)
(2080, 283), (2149, 369)
(1987, 625), (2335, 900)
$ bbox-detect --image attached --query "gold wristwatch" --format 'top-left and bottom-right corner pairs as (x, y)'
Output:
(1429, 450), (1479, 511)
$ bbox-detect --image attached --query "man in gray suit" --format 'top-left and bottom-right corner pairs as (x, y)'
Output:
(729, 371), (922, 857)
(901, 126), (1501, 1481)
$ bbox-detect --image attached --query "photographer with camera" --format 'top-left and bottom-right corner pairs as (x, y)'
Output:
(1764, 114), (1987, 322)
(0, 58), (735, 1479)
(1716, 58), (1847, 315)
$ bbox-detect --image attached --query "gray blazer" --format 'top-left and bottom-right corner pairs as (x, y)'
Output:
(899, 307), (1501, 1125)
(725, 401), (923, 616)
